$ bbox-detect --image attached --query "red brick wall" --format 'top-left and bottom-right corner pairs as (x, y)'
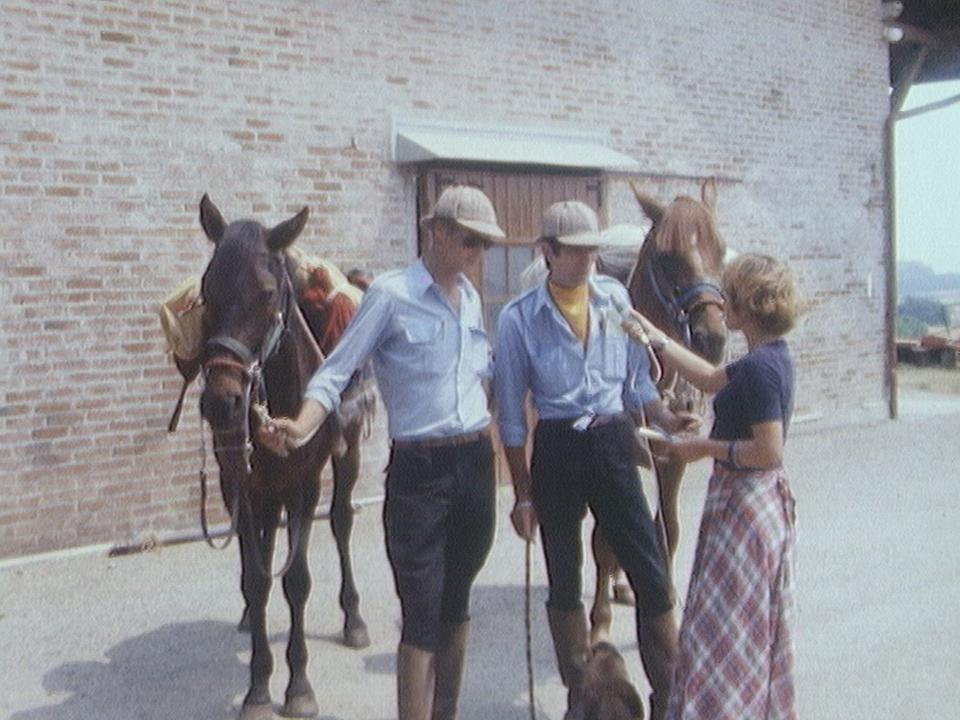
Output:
(0, 0), (890, 557)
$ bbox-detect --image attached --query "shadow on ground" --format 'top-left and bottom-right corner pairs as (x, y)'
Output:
(11, 620), (246, 720)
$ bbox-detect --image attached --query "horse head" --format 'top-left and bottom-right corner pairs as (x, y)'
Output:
(197, 194), (308, 432)
(628, 178), (727, 364)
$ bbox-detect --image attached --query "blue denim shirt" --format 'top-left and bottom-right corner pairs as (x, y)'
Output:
(494, 275), (658, 448)
(304, 260), (491, 441)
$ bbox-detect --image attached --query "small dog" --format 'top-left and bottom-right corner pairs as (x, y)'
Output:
(580, 641), (645, 720)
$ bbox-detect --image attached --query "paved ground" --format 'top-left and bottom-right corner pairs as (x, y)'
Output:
(2, 395), (959, 720)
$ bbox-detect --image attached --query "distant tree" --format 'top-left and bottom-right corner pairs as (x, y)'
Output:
(896, 314), (926, 339)
(898, 295), (945, 326)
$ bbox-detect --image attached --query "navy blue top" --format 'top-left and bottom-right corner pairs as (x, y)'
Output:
(710, 339), (794, 441)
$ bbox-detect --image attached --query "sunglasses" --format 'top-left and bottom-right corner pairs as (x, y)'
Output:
(460, 231), (493, 250)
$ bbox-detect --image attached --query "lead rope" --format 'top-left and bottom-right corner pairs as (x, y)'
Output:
(525, 538), (537, 720)
(198, 401), (236, 550)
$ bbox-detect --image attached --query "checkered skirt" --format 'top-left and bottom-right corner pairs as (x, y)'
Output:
(665, 464), (797, 720)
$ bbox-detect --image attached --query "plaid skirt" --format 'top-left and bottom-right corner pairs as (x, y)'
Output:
(666, 464), (797, 720)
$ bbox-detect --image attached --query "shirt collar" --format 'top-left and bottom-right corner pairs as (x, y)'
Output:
(533, 275), (616, 315)
(410, 258), (474, 301)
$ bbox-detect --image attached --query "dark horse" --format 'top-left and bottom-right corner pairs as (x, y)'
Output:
(197, 195), (371, 720)
(590, 178), (727, 643)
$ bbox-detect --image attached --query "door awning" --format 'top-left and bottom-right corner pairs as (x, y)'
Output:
(392, 119), (641, 171)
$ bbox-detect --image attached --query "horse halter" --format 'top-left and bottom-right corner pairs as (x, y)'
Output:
(644, 257), (725, 347)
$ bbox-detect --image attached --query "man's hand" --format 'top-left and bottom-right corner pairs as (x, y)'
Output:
(510, 500), (538, 542)
(253, 405), (291, 456)
(664, 410), (701, 435)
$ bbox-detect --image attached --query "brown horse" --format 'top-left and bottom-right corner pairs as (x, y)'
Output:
(197, 195), (371, 720)
(590, 178), (727, 644)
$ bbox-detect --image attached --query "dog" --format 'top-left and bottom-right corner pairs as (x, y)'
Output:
(580, 641), (646, 720)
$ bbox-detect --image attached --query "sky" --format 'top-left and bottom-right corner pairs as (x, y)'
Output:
(896, 78), (960, 273)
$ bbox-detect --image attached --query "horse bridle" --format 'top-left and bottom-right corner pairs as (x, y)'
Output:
(644, 257), (725, 348)
(202, 266), (293, 468)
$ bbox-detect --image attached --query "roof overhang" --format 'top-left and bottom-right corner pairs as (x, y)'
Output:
(391, 119), (641, 171)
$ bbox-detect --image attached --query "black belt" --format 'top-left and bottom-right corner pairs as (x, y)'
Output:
(392, 427), (490, 451)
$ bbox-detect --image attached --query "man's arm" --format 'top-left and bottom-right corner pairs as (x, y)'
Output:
(258, 286), (391, 454)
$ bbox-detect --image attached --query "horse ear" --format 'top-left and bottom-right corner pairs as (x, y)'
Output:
(701, 176), (718, 213)
(267, 206), (309, 252)
(629, 181), (664, 225)
(199, 194), (227, 243)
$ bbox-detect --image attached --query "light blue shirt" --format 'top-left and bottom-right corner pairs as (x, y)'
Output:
(494, 275), (659, 448)
(304, 259), (492, 441)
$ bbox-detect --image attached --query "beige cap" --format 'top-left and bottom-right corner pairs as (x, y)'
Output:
(538, 201), (602, 246)
(421, 185), (506, 241)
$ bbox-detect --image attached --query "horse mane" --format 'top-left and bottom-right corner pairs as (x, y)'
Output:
(653, 196), (725, 274)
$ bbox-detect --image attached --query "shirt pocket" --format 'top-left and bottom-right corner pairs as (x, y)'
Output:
(466, 325), (492, 379)
(533, 343), (579, 398)
(402, 319), (443, 367)
(600, 326), (628, 381)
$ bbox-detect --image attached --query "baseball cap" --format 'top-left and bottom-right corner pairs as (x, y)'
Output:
(420, 185), (506, 241)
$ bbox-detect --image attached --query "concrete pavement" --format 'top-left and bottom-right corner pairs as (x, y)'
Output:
(2, 403), (959, 719)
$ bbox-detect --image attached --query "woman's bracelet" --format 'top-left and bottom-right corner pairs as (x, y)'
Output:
(727, 440), (740, 468)
(514, 499), (533, 510)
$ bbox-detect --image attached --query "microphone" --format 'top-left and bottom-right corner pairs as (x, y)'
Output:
(611, 294), (651, 346)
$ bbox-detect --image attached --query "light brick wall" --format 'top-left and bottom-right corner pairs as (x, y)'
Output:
(0, 0), (890, 557)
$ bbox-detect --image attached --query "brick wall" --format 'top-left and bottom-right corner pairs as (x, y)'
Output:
(0, 0), (890, 558)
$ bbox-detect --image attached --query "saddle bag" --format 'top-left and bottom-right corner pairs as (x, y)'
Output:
(158, 276), (204, 431)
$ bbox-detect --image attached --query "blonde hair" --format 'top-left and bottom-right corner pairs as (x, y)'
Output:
(722, 253), (801, 336)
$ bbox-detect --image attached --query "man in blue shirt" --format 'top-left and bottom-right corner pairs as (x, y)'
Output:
(259, 185), (505, 720)
(495, 201), (690, 720)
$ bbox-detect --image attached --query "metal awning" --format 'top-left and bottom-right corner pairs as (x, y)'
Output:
(392, 119), (640, 171)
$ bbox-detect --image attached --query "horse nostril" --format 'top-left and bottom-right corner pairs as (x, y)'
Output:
(201, 390), (245, 429)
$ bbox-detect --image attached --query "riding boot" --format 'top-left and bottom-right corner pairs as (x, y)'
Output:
(636, 609), (678, 720)
(547, 607), (590, 720)
(431, 621), (469, 720)
(398, 642), (436, 720)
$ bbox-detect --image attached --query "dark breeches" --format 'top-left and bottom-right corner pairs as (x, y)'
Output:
(531, 418), (673, 618)
(383, 435), (496, 650)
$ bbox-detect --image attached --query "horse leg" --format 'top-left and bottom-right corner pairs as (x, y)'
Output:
(330, 418), (370, 648)
(238, 498), (280, 720)
(282, 485), (321, 719)
(612, 567), (636, 606)
(654, 455), (686, 565)
(589, 524), (616, 645)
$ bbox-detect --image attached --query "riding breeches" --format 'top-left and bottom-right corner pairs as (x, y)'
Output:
(531, 416), (674, 618)
(383, 433), (496, 650)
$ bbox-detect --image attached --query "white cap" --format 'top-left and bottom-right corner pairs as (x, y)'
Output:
(420, 185), (506, 241)
(538, 201), (602, 246)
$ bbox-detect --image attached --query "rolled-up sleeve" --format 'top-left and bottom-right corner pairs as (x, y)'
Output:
(304, 285), (391, 411)
(622, 339), (660, 411)
(494, 308), (531, 448)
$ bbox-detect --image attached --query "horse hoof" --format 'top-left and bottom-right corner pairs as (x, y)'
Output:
(343, 622), (370, 649)
(237, 607), (251, 633)
(612, 582), (636, 606)
(238, 701), (275, 720)
(282, 691), (319, 718)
